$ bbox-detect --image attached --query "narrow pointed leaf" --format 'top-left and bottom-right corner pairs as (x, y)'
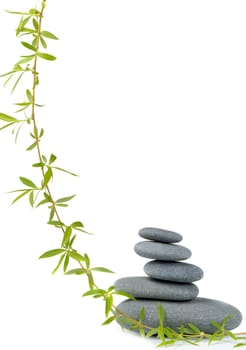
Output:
(91, 267), (114, 273)
(21, 41), (36, 51)
(65, 268), (84, 275)
(0, 113), (18, 122)
(62, 226), (72, 247)
(36, 198), (50, 207)
(29, 191), (34, 207)
(49, 154), (57, 164)
(68, 251), (85, 262)
(102, 316), (116, 326)
(39, 249), (65, 259)
(83, 289), (106, 297)
(105, 295), (113, 317)
(32, 18), (38, 30)
(17, 55), (34, 65)
(52, 166), (78, 176)
(157, 304), (165, 326)
(63, 254), (70, 272)
(0, 122), (17, 131)
(42, 168), (53, 187)
(40, 36), (47, 49)
(188, 323), (201, 334)
(26, 89), (33, 102)
(41, 31), (59, 40)
(11, 190), (29, 205)
(71, 221), (84, 228)
(114, 290), (135, 300)
(19, 176), (37, 188)
(52, 253), (65, 274)
(26, 141), (37, 151)
(37, 52), (56, 61)
(56, 195), (75, 204)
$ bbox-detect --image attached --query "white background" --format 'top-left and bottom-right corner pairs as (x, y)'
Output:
(0, 0), (245, 349)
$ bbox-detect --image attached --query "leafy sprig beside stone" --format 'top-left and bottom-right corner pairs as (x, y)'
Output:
(0, 1), (245, 348)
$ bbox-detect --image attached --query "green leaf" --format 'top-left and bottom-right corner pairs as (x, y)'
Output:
(37, 52), (56, 61)
(42, 168), (53, 188)
(42, 155), (47, 163)
(36, 198), (50, 207)
(19, 176), (37, 188)
(39, 248), (65, 259)
(16, 16), (31, 36)
(26, 141), (37, 151)
(21, 41), (36, 51)
(11, 72), (25, 94)
(68, 251), (85, 262)
(41, 31), (59, 40)
(5, 10), (31, 15)
(0, 113), (18, 122)
(40, 36), (47, 49)
(11, 190), (30, 205)
(29, 8), (40, 15)
(71, 221), (84, 229)
(83, 289), (106, 297)
(68, 234), (77, 248)
(105, 294), (113, 317)
(32, 18), (38, 31)
(49, 154), (57, 164)
(48, 220), (65, 228)
(65, 268), (85, 275)
(62, 226), (72, 247)
(139, 307), (145, 322)
(188, 323), (201, 335)
(114, 290), (135, 300)
(146, 328), (158, 337)
(157, 304), (165, 327)
(225, 330), (238, 341)
(84, 253), (90, 269)
(234, 343), (246, 348)
(26, 89), (33, 102)
(63, 254), (69, 272)
(91, 267), (114, 273)
(139, 327), (145, 337)
(156, 340), (176, 348)
(52, 253), (65, 275)
(49, 207), (55, 221)
(210, 320), (223, 331)
(32, 162), (44, 168)
(52, 166), (78, 177)
(102, 316), (116, 326)
(0, 122), (17, 131)
(29, 191), (34, 207)
(17, 55), (35, 65)
(56, 195), (75, 203)
(208, 332), (222, 345)
(222, 314), (232, 327)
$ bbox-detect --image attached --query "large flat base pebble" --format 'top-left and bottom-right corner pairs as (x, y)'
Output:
(139, 227), (182, 243)
(144, 260), (204, 282)
(134, 241), (191, 261)
(114, 276), (198, 301)
(116, 298), (242, 334)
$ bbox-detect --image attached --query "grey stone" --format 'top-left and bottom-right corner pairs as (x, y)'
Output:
(138, 227), (182, 243)
(144, 261), (204, 283)
(116, 298), (242, 334)
(114, 276), (199, 301)
(134, 241), (191, 261)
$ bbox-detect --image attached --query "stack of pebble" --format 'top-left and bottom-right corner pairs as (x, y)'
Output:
(114, 227), (242, 334)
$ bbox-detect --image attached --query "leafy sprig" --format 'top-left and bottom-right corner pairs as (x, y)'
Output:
(0, 1), (245, 348)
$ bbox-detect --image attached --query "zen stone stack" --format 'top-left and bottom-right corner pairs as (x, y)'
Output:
(114, 227), (242, 334)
